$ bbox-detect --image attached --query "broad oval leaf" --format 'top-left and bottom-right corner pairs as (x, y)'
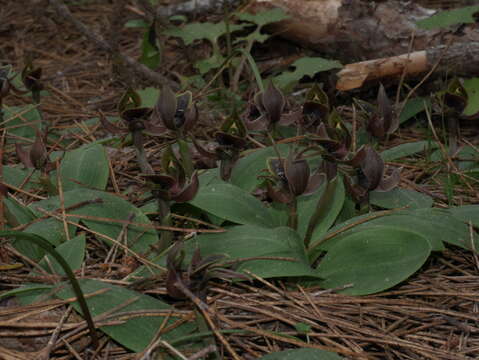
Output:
(59, 143), (109, 191)
(399, 97), (430, 124)
(3, 196), (36, 225)
(37, 233), (86, 275)
(318, 208), (474, 254)
(184, 225), (316, 279)
(2, 165), (40, 190)
(13, 234), (87, 305)
(190, 183), (275, 228)
(380, 141), (436, 162)
(3, 105), (40, 141)
(231, 144), (290, 191)
(370, 188), (433, 209)
(0, 284), (53, 302)
(258, 348), (343, 360)
(316, 227), (431, 295)
(56, 279), (197, 352)
(29, 189), (159, 254)
(449, 205), (479, 228)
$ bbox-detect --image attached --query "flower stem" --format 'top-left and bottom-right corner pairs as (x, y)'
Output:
(177, 137), (194, 178)
(287, 197), (298, 230)
(156, 197), (173, 252)
(132, 131), (154, 175)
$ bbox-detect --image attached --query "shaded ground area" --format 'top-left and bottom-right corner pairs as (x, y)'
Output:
(0, 1), (478, 359)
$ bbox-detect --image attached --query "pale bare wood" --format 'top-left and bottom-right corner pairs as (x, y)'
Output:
(337, 41), (479, 90)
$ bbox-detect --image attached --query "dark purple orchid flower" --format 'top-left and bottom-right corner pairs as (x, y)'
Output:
(193, 131), (247, 181)
(15, 129), (51, 171)
(344, 145), (401, 203)
(301, 83), (331, 132)
(21, 63), (43, 103)
(143, 166), (199, 203)
(100, 88), (165, 136)
(266, 154), (324, 204)
(244, 81), (286, 131)
(367, 84), (399, 139)
(154, 86), (198, 133)
(166, 242), (247, 301)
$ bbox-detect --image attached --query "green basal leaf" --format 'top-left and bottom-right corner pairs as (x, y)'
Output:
(0, 230), (98, 346)
(316, 227), (431, 295)
(56, 279), (198, 352)
(2, 165), (40, 190)
(294, 322), (312, 334)
(380, 141), (437, 162)
(3, 196), (36, 226)
(59, 143), (109, 191)
(13, 234), (87, 305)
(21, 218), (75, 258)
(190, 183), (276, 228)
(417, 5), (479, 30)
(231, 144), (290, 191)
(399, 97), (430, 124)
(274, 57), (342, 90)
(369, 188), (433, 209)
(29, 189), (159, 255)
(183, 225), (316, 279)
(37, 233), (86, 276)
(319, 208), (476, 254)
(429, 146), (478, 170)
(462, 77), (479, 117)
(3, 105), (40, 140)
(0, 284), (53, 302)
(449, 204), (479, 228)
(258, 348), (343, 360)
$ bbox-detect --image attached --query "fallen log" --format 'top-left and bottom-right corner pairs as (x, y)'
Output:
(241, 0), (479, 90)
(336, 41), (479, 90)
(243, 0), (479, 60)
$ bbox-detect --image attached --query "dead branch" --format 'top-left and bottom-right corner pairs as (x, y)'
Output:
(336, 41), (479, 90)
(48, 0), (173, 87)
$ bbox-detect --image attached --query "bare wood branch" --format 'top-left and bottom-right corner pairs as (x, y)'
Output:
(336, 41), (479, 90)
(48, 0), (172, 87)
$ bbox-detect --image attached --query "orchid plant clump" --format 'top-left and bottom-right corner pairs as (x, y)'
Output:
(2, 4), (479, 356)
(154, 79), (477, 302)
(112, 82), (412, 297)
(1, 64), (478, 360)
(9, 68), (471, 304)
